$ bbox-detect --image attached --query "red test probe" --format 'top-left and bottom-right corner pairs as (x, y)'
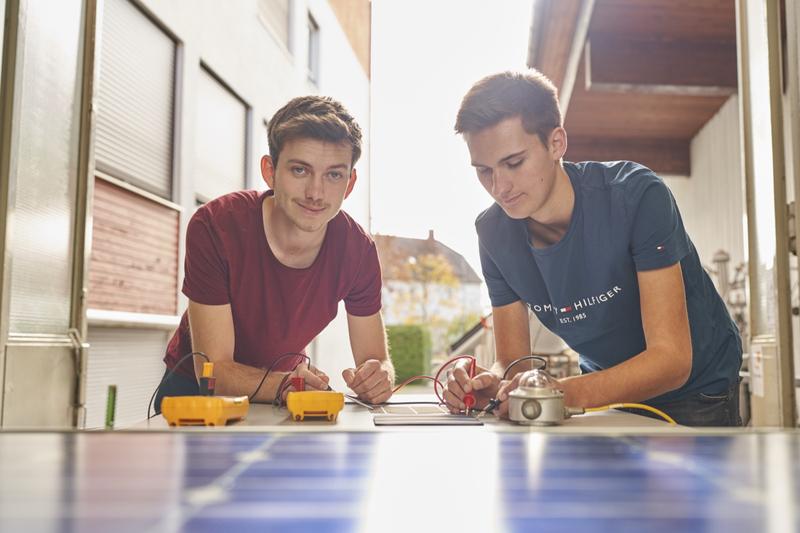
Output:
(463, 358), (476, 415)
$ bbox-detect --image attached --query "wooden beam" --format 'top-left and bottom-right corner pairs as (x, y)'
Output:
(566, 137), (690, 176)
(528, 0), (581, 89)
(590, 0), (737, 42)
(561, 0), (596, 112)
(527, 0), (595, 111)
(585, 36), (738, 97)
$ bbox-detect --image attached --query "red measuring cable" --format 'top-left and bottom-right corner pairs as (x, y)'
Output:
(434, 355), (476, 407)
(391, 355), (477, 406)
(392, 375), (443, 394)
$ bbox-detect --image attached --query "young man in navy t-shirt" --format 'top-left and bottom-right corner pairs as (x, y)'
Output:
(444, 71), (742, 426)
(158, 96), (394, 411)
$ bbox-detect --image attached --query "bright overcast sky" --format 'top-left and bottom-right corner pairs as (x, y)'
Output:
(371, 0), (534, 288)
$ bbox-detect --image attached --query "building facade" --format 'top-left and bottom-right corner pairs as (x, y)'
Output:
(374, 231), (483, 353)
(0, 0), (371, 428)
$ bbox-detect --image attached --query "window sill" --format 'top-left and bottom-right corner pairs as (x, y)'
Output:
(87, 308), (181, 330)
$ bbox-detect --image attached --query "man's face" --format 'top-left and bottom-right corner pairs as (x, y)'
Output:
(262, 137), (356, 233)
(464, 116), (562, 220)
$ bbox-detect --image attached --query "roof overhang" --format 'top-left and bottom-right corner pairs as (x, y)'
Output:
(528, 0), (738, 176)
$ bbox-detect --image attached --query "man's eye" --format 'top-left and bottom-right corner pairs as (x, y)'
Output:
(292, 166), (308, 176)
(507, 159), (523, 168)
(328, 172), (343, 180)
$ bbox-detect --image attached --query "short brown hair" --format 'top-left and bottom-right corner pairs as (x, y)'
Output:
(267, 95), (362, 166)
(454, 70), (562, 147)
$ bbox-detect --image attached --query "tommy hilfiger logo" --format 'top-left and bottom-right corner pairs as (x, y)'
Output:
(530, 286), (623, 317)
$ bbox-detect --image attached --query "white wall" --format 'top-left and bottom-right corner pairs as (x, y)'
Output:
(663, 95), (749, 351)
(664, 95), (746, 270)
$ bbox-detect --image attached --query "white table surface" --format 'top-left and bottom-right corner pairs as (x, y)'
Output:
(134, 393), (687, 434)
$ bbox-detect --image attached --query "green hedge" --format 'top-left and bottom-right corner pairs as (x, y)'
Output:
(387, 325), (432, 384)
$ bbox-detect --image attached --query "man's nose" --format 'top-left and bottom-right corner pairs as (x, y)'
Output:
(305, 175), (324, 201)
(491, 169), (512, 197)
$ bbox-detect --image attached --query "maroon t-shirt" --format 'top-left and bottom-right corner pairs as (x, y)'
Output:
(164, 189), (382, 376)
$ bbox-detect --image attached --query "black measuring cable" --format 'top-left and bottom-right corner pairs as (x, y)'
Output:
(480, 355), (549, 417)
(251, 352), (309, 403)
(147, 351), (209, 420)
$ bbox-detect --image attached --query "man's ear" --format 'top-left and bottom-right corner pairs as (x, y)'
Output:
(261, 155), (276, 189)
(549, 127), (568, 161)
(344, 168), (358, 199)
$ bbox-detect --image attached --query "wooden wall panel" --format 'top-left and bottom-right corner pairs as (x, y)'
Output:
(567, 137), (690, 175)
(566, 58), (728, 140)
(590, 0), (736, 42)
(88, 178), (179, 315)
(587, 36), (737, 93)
(532, 0), (739, 176)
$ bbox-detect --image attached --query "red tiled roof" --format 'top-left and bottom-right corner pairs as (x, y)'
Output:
(373, 233), (482, 284)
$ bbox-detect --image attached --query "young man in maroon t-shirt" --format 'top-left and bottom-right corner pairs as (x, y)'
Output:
(157, 96), (394, 412)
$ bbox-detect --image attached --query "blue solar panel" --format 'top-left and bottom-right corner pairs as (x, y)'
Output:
(0, 431), (796, 532)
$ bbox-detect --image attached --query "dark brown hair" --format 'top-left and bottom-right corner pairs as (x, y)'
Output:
(267, 95), (362, 166)
(454, 70), (562, 147)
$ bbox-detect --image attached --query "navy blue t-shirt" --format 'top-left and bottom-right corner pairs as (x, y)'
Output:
(477, 161), (742, 403)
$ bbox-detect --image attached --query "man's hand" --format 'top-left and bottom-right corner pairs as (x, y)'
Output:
(342, 359), (392, 404)
(280, 363), (330, 401)
(443, 361), (500, 414)
(494, 373), (523, 419)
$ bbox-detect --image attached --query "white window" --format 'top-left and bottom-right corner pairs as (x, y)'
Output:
(95, 0), (176, 199)
(307, 13), (320, 84)
(7, 0), (84, 334)
(194, 66), (248, 203)
(258, 0), (290, 49)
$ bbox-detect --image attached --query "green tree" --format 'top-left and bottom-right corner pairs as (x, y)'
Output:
(391, 253), (459, 324)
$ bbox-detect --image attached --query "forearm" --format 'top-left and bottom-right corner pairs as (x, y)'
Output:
(561, 347), (691, 408)
(205, 359), (288, 402)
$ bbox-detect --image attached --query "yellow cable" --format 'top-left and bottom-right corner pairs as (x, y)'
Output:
(585, 403), (677, 425)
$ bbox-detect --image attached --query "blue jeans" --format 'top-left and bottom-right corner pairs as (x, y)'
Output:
(153, 369), (199, 414)
(634, 382), (743, 427)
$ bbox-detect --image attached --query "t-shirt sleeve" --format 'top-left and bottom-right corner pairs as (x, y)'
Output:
(344, 241), (382, 316)
(628, 179), (691, 271)
(479, 240), (520, 307)
(181, 209), (230, 305)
